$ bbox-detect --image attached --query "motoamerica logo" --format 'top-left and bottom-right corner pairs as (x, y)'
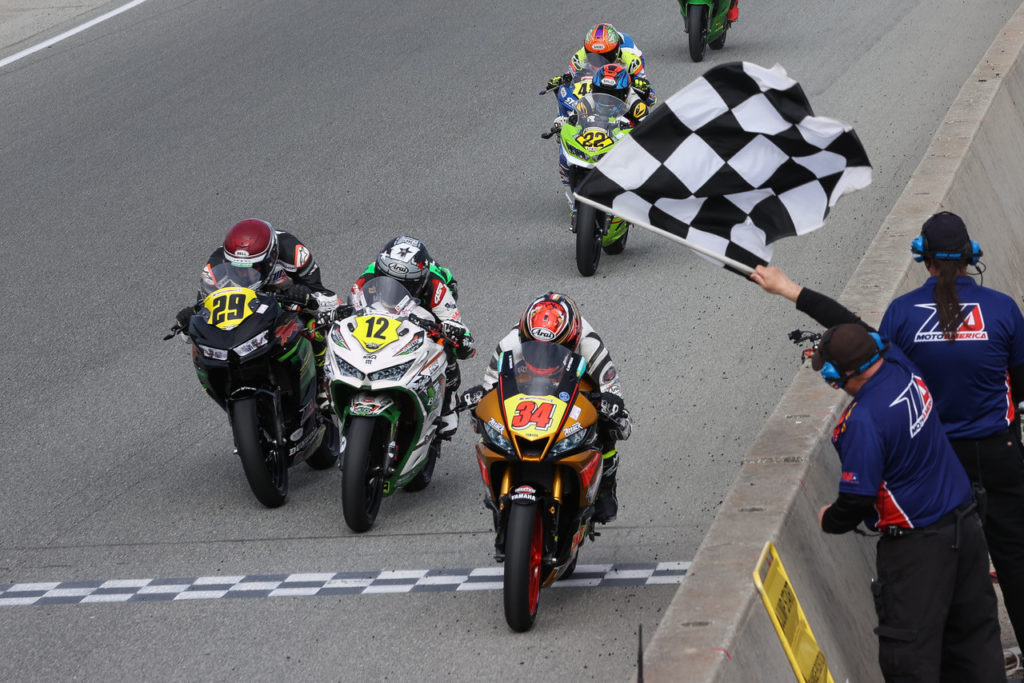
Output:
(889, 374), (933, 438)
(913, 302), (988, 342)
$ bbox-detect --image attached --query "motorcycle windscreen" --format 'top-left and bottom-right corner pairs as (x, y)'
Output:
(497, 342), (586, 458)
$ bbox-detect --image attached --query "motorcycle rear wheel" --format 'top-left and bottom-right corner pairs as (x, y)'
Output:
(709, 26), (727, 50)
(341, 417), (385, 532)
(687, 4), (708, 62)
(306, 421), (339, 470)
(403, 437), (439, 492)
(603, 228), (628, 255)
(231, 398), (288, 508)
(504, 502), (543, 632)
(575, 203), (602, 276)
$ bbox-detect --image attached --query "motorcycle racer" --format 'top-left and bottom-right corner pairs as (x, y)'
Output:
(552, 63), (651, 188)
(175, 218), (341, 412)
(466, 292), (631, 523)
(547, 23), (656, 108)
(351, 236), (476, 440)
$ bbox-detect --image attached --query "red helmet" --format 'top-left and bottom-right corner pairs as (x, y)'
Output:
(223, 219), (279, 286)
(584, 23), (622, 61)
(518, 292), (582, 351)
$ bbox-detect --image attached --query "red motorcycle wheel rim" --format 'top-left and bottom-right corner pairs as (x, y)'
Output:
(528, 510), (542, 613)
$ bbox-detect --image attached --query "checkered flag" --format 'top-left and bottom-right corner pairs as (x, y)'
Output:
(575, 62), (872, 275)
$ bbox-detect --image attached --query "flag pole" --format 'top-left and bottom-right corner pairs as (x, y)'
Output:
(573, 193), (756, 276)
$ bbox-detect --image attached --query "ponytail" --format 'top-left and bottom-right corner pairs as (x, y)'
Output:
(930, 258), (967, 342)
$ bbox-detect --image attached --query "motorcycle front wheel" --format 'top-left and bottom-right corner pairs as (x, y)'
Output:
(687, 4), (708, 62)
(504, 501), (543, 632)
(231, 397), (288, 508)
(342, 416), (385, 532)
(575, 203), (602, 276)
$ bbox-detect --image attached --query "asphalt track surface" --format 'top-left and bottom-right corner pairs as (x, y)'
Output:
(0, 1), (1019, 680)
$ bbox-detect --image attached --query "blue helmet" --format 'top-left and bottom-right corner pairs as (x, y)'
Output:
(592, 63), (631, 101)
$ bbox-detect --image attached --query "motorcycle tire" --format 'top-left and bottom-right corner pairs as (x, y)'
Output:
(504, 501), (543, 632)
(575, 203), (602, 276)
(341, 416), (385, 532)
(231, 397), (288, 508)
(403, 437), (439, 493)
(305, 420), (339, 470)
(687, 4), (708, 62)
(709, 25), (727, 50)
(602, 228), (628, 255)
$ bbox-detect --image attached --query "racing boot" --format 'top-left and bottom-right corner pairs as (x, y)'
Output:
(593, 450), (619, 524)
(437, 359), (461, 440)
(437, 390), (459, 440)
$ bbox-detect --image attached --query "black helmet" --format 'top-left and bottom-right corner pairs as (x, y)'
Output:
(375, 236), (433, 297)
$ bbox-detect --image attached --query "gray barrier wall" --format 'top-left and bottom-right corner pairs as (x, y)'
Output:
(640, 4), (1024, 681)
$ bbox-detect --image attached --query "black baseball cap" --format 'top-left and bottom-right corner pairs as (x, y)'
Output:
(921, 211), (970, 255)
(811, 324), (879, 373)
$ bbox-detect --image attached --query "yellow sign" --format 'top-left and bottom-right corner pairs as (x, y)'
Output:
(352, 315), (401, 352)
(203, 287), (257, 330)
(502, 394), (567, 440)
(575, 129), (613, 152)
(753, 542), (834, 683)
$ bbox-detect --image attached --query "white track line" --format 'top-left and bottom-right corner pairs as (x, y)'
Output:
(0, 0), (152, 70)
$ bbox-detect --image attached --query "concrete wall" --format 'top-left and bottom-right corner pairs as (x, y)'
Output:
(640, 5), (1024, 681)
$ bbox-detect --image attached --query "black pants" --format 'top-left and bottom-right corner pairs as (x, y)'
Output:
(873, 510), (1002, 682)
(951, 429), (1024, 648)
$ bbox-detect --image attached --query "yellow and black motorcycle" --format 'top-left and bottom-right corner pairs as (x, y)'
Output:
(470, 341), (604, 631)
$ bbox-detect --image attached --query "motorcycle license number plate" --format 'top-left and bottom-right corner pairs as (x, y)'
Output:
(352, 315), (401, 352)
(575, 128), (613, 153)
(203, 287), (257, 330)
(503, 394), (568, 440)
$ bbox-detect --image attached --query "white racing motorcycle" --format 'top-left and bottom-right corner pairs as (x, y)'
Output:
(326, 277), (456, 532)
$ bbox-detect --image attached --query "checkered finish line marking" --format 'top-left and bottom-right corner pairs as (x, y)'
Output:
(0, 562), (689, 607)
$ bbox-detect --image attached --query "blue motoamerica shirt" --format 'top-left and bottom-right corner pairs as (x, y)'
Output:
(833, 350), (972, 530)
(879, 276), (1024, 439)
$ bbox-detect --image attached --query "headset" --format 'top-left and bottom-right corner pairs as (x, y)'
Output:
(910, 234), (982, 265)
(818, 329), (888, 388)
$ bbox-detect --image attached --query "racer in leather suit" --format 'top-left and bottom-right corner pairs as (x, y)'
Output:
(465, 293), (631, 523)
(351, 236), (475, 439)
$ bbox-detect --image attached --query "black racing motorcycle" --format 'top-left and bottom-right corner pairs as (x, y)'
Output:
(166, 262), (338, 507)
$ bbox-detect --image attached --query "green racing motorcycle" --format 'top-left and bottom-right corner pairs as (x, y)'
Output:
(544, 91), (633, 277)
(680, 0), (733, 62)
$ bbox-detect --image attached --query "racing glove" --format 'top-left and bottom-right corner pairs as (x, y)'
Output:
(278, 283), (314, 309)
(462, 383), (487, 409)
(547, 73), (571, 89)
(632, 77), (653, 101)
(175, 305), (195, 329)
(441, 320), (476, 359)
(312, 291), (340, 328)
(599, 392), (632, 441)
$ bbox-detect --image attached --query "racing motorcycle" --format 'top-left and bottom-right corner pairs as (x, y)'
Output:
(680, 0), (733, 62)
(326, 277), (456, 533)
(166, 263), (338, 508)
(470, 342), (604, 631)
(543, 91), (632, 277)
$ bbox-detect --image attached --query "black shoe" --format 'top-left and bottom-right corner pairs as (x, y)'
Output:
(593, 489), (618, 524)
